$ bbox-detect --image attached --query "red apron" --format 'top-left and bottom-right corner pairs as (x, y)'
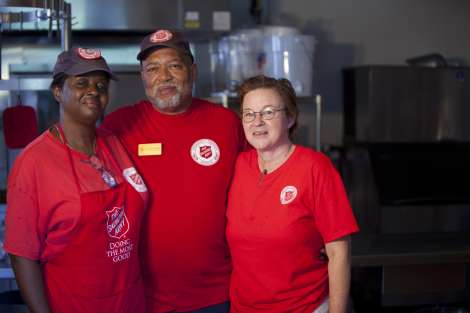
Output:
(43, 127), (146, 313)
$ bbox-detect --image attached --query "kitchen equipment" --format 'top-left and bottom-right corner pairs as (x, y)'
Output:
(342, 65), (470, 235)
(0, 0), (72, 50)
(406, 53), (448, 67)
(342, 65), (470, 307)
(261, 34), (315, 96)
(210, 26), (316, 96)
(210, 32), (262, 95)
(343, 66), (470, 143)
(0, 0), (230, 32)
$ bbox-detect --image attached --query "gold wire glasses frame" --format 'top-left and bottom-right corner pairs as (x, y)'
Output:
(242, 107), (286, 123)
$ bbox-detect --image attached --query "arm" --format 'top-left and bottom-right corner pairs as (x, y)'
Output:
(324, 236), (352, 313)
(9, 254), (52, 313)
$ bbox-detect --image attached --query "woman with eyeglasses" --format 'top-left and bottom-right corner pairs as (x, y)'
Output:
(4, 48), (148, 313)
(226, 75), (359, 313)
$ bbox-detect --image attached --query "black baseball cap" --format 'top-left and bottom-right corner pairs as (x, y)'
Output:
(136, 29), (194, 63)
(53, 48), (118, 80)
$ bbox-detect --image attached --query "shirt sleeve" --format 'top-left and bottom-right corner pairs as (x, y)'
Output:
(4, 154), (43, 260)
(311, 154), (359, 243)
(102, 133), (149, 206)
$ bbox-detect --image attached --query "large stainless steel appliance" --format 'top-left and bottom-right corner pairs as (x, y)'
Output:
(343, 66), (470, 143)
(343, 66), (470, 307)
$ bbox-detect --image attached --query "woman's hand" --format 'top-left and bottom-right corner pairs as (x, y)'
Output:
(9, 254), (52, 313)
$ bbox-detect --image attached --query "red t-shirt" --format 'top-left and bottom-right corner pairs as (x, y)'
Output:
(227, 145), (359, 313)
(102, 99), (246, 312)
(4, 129), (147, 262)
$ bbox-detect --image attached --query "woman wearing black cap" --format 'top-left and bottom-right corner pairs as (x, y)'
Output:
(4, 48), (148, 313)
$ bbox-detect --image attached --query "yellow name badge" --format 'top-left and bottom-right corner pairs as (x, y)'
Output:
(138, 143), (162, 156)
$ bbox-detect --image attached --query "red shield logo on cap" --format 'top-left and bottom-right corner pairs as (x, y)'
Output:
(77, 48), (101, 60)
(199, 146), (213, 159)
(106, 206), (130, 239)
(150, 29), (173, 43)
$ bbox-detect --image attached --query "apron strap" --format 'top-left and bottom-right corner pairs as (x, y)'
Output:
(55, 124), (83, 194)
(54, 123), (122, 193)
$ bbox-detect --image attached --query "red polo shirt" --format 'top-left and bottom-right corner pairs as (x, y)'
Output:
(227, 146), (359, 313)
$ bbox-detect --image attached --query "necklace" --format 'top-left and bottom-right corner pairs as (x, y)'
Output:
(53, 124), (96, 156)
(66, 140), (96, 156)
(258, 144), (294, 180)
(52, 125), (117, 188)
(79, 148), (118, 189)
(87, 155), (118, 188)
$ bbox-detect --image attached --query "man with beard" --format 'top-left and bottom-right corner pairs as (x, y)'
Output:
(102, 29), (246, 313)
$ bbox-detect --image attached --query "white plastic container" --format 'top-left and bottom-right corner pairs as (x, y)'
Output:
(210, 30), (263, 95)
(260, 35), (316, 96)
(210, 27), (316, 97)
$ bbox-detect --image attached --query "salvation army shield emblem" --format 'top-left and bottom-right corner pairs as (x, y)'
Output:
(150, 29), (173, 43)
(190, 139), (220, 166)
(106, 206), (130, 239)
(123, 167), (148, 193)
(77, 47), (101, 59)
(284, 191), (295, 201)
(199, 145), (213, 159)
(280, 186), (298, 205)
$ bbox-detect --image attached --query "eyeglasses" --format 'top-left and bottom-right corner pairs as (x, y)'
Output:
(242, 106), (286, 123)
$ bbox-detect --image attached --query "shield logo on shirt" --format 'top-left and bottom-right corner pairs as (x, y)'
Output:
(123, 167), (148, 193)
(199, 145), (213, 159)
(280, 186), (298, 205)
(190, 139), (220, 166)
(130, 173), (142, 184)
(106, 206), (130, 239)
(284, 191), (295, 201)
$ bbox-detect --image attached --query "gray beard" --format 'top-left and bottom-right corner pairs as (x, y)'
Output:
(154, 92), (182, 110)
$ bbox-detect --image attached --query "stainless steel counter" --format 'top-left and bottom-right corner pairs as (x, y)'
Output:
(351, 233), (470, 306)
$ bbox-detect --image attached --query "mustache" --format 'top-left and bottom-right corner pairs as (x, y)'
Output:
(156, 83), (178, 89)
